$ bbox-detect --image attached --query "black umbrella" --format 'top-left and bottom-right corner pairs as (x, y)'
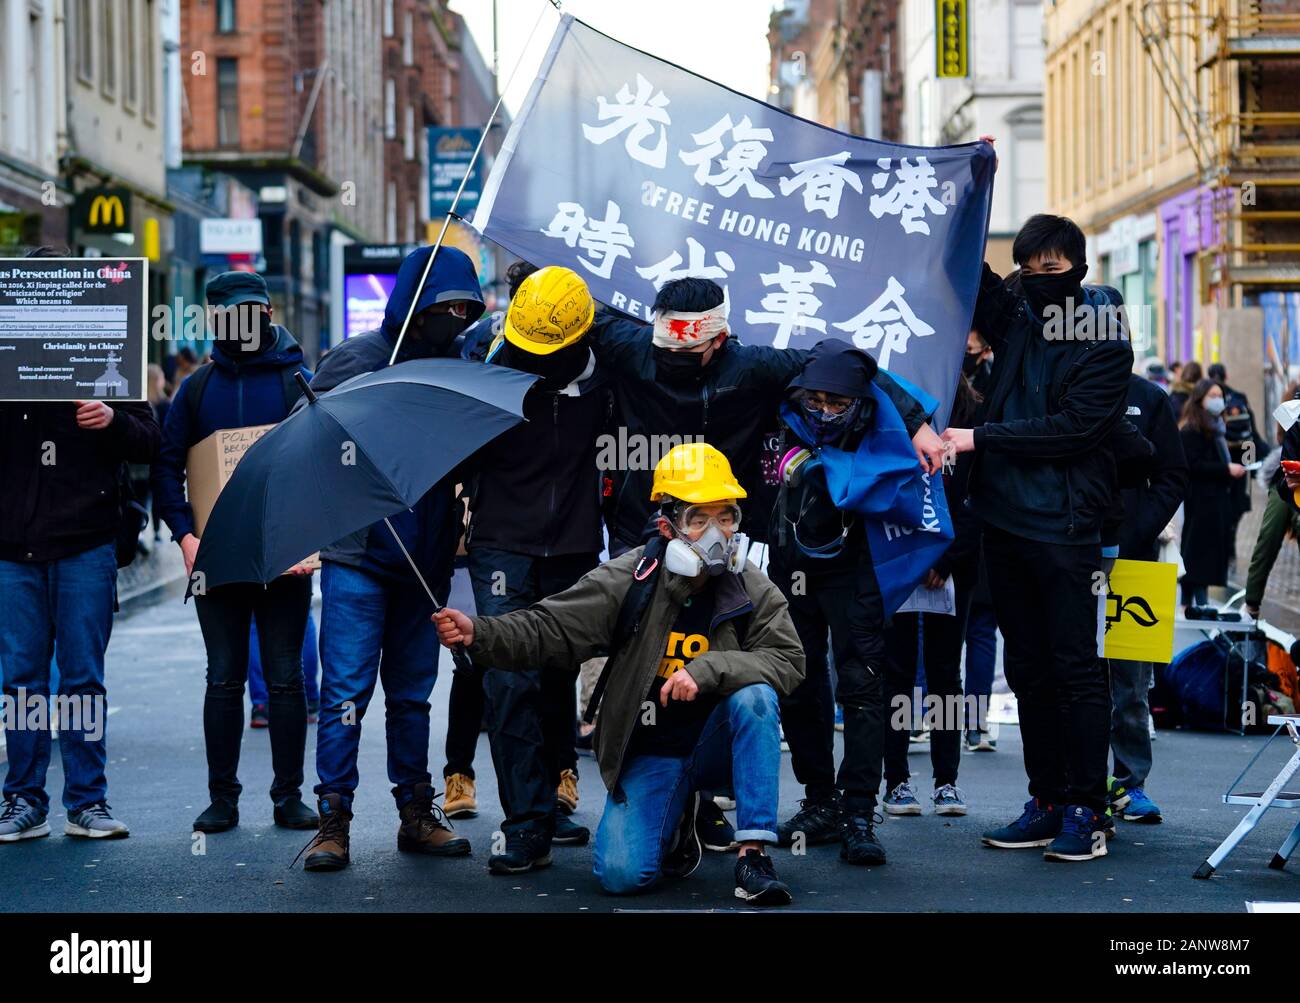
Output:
(193, 358), (536, 597)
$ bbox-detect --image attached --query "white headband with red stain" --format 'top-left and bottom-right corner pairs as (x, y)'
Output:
(651, 304), (729, 349)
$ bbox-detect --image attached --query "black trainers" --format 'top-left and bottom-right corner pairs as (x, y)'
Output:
(733, 849), (792, 906)
(696, 796), (739, 851)
(840, 809), (887, 866)
(776, 795), (841, 847)
(193, 799), (239, 833)
(273, 796), (319, 830)
(552, 802), (591, 846)
(662, 792), (703, 879)
(488, 827), (553, 875)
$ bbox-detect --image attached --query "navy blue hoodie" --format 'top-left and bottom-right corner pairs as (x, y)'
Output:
(307, 244), (484, 588)
(151, 324), (312, 541)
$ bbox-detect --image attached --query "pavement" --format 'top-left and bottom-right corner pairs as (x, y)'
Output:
(3, 568), (1300, 914)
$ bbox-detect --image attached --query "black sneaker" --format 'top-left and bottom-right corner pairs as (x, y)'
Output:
(273, 796), (319, 830)
(250, 704), (269, 729)
(840, 809), (887, 866)
(488, 828), (553, 875)
(193, 799), (239, 833)
(696, 796), (739, 851)
(552, 802), (591, 846)
(662, 792), (703, 879)
(776, 795), (841, 847)
(733, 849), (792, 906)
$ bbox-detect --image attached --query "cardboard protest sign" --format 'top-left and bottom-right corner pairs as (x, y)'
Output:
(0, 257), (147, 402)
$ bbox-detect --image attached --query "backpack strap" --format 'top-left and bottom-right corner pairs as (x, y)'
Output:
(184, 362), (216, 428)
(582, 534), (667, 725)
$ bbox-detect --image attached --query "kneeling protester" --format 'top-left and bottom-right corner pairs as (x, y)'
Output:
(434, 442), (805, 906)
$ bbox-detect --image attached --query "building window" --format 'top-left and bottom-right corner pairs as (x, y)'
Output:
(124, 0), (138, 110)
(217, 58), (239, 146)
(27, 8), (43, 158)
(217, 0), (236, 33)
(144, 0), (157, 121)
(404, 11), (413, 65)
(385, 78), (396, 139)
(101, 0), (117, 97)
(384, 0), (393, 36)
(404, 104), (414, 160)
(76, 0), (93, 84)
(386, 181), (397, 243)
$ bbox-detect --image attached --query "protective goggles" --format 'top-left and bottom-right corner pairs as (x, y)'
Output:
(670, 503), (742, 535)
(800, 391), (857, 416)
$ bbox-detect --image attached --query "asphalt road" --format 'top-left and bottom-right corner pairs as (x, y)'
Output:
(3, 572), (1300, 914)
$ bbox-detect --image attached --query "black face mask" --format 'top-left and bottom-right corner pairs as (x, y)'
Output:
(962, 352), (982, 377)
(410, 312), (469, 357)
(653, 346), (712, 382)
(501, 341), (589, 391)
(1020, 264), (1088, 320)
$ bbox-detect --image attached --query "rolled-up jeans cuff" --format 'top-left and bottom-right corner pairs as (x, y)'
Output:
(734, 828), (778, 843)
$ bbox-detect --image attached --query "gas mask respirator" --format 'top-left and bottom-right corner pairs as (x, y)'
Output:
(662, 505), (750, 578)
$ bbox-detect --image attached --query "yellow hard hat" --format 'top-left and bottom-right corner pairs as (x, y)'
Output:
(650, 442), (748, 504)
(503, 265), (595, 355)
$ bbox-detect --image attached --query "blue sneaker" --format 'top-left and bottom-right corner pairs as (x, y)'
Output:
(982, 798), (1063, 848)
(0, 797), (49, 843)
(1118, 786), (1163, 824)
(1043, 805), (1108, 861)
(883, 781), (922, 816)
(932, 783), (968, 816)
(834, 704), (844, 732)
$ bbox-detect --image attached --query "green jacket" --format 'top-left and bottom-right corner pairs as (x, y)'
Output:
(1246, 488), (1300, 608)
(469, 547), (806, 792)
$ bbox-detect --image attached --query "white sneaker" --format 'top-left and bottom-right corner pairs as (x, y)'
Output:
(0, 797), (50, 842)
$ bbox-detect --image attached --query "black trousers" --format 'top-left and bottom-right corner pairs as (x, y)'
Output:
(882, 580), (970, 791)
(194, 575), (312, 804)
(982, 525), (1111, 813)
(771, 556), (886, 810)
(444, 663), (486, 780)
(469, 547), (597, 835)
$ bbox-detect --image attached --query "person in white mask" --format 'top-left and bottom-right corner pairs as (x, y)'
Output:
(433, 442), (806, 906)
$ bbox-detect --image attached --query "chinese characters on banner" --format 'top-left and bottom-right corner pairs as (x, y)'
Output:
(471, 16), (994, 424)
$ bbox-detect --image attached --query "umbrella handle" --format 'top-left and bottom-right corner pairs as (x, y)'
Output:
(450, 644), (475, 674)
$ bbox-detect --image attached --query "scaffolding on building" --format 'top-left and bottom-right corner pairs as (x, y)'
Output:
(1135, 0), (1300, 300)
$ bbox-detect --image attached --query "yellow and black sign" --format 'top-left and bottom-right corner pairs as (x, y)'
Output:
(1102, 559), (1178, 664)
(936, 0), (969, 79)
(77, 187), (132, 235)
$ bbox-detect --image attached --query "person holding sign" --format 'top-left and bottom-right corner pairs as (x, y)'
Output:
(152, 271), (317, 836)
(942, 214), (1134, 863)
(0, 247), (160, 843)
(587, 276), (945, 556)
(433, 443), (805, 906)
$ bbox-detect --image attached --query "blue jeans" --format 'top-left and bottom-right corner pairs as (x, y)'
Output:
(963, 602), (997, 733)
(249, 612), (319, 705)
(314, 562), (444, 810)
(0, 543), (117, 812)
(593, 683), (780, 895)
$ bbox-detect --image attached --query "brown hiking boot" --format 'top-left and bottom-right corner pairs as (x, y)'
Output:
(302, 794), (351, 871)
(443, 773), (477, 819)
(556, 768), (579, 815)
(397, 783), (471, 857)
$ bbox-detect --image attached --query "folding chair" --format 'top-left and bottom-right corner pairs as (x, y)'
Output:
(1194, 715), (1300, 878)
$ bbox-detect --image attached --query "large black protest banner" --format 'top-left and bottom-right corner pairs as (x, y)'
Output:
(0, 257), (148, 402)
(471, 16), (995, 426)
